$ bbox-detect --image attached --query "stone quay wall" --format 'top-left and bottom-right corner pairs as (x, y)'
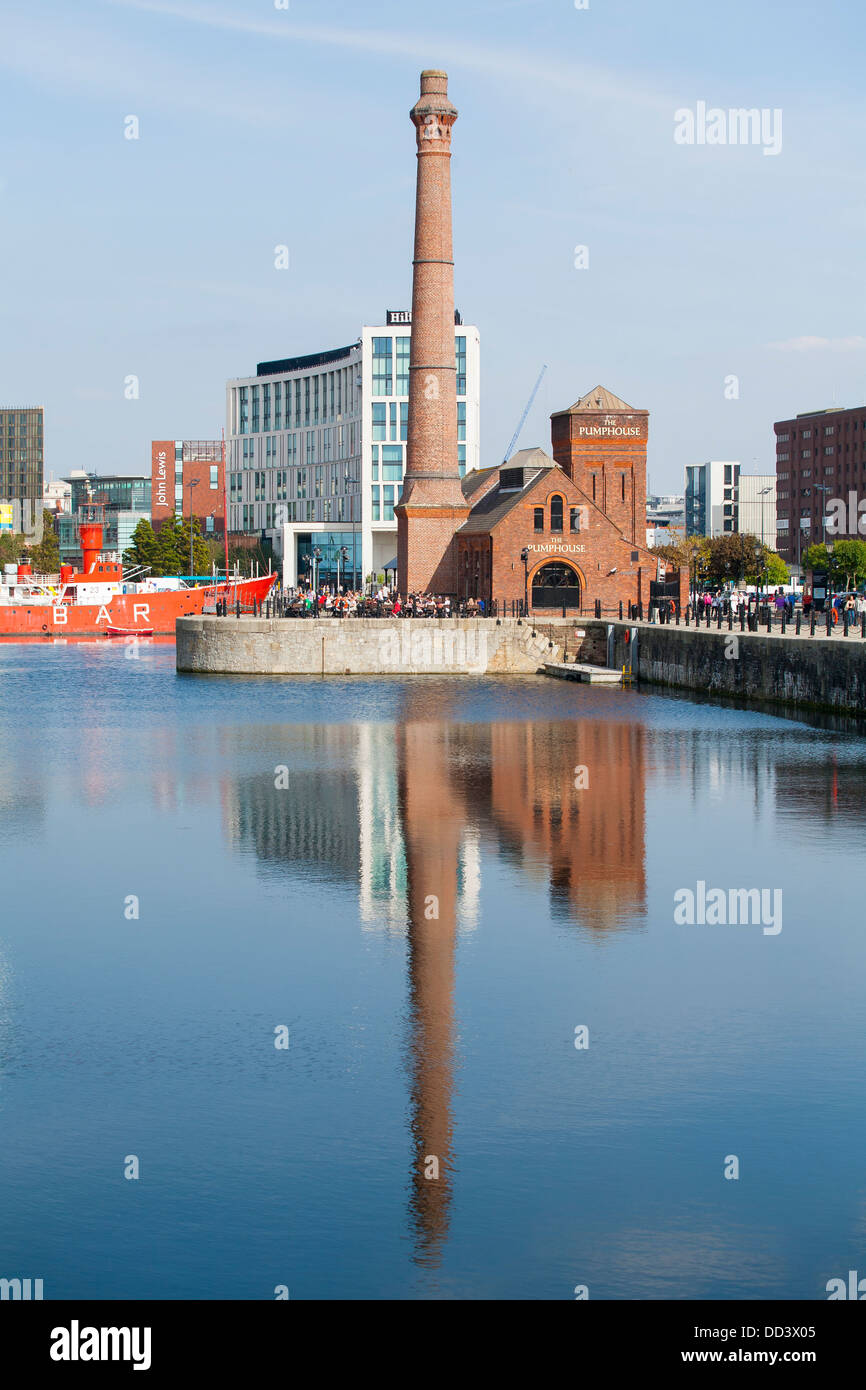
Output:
(603, 619), (866, 716)
(176, 615), (580, 676)
(176, 613), (866, 714)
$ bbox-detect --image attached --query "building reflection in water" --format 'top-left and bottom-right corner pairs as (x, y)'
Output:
(224, 698), (648, 1264)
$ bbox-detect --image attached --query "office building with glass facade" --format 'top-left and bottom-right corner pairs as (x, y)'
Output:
(0, 405), (44, 540)
(225, 313), (480, 588)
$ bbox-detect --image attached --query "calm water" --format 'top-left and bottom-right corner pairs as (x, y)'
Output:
(0, 640), (864, 1300)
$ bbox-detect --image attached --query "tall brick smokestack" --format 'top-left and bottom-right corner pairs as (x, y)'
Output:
(396, 71), (469, 596)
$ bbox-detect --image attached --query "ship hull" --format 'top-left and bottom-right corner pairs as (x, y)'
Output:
(0, 575), (276, 638)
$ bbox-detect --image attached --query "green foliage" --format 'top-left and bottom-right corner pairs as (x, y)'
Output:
(177, 515), (210, 575)
(122, 517), (159, 573)
(803, 539), (866, 591)
(0, 530), (26, 567)
(26, 511), (61, 574)
(154, 515), (184, 576)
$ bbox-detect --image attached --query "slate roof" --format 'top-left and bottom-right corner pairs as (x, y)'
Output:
(457, 449), (559, 535)
(552, 384), (641, 415)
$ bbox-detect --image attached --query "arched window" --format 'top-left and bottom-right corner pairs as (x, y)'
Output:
(534, 507), (544, 532)
(550, 495), (564, 532)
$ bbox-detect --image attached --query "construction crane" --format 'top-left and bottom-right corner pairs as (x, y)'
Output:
(502, 364), (548, 464)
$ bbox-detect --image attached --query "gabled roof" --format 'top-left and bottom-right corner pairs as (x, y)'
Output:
(553, 385), (642, 415)
(457, 451), (562, 535)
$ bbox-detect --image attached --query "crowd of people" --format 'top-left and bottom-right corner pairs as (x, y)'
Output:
(274, 583), (491, 618)
(691, 587), (866, 622)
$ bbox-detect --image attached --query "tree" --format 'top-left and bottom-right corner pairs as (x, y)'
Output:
(177, 515), (210, 576)
(829, 539), (866, 591)
(155, 515), (184, 576)
(26, 511), (61, 575)
(123, 517), (160, 574)
(0, 530), (26, 568)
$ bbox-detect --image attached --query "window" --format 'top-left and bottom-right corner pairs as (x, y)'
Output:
(251, 386), (260, 432)
(534, 507), (544, 531)
(210, 465), (218, 489)
(724, 465), (732, 484)
(825, 446), (835, 455)
(824, 425), (836, 435)
(400, 402), (408, 441)
(390, 402), (398, 441)
(455, 336), (466, 396)
(591, 473), (597, 501)
(777, 433), (790, 443)
(371, 445), (379, 481)
(801, 468), (811, 477)
(777, 453), (789, 462)
(382, 485), (395, 521)
(396, 338), (410, 396)
(372, 337), (393, 396)
(457, 401), (466, 442)
(570, 507), (581, 532)
(381, 445), (403, 481)
(371, 487), (380, 522)
(274, 382), (282, 431)
(550, 495), (563, 532)
(802, 430), (812, 439)
(621, 473), (626, 501)
(372, 403), (386, 441)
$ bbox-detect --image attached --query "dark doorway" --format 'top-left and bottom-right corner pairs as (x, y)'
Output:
(531, 561), (581, 609)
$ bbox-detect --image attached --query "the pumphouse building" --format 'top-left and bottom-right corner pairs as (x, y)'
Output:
(454, 386), (684, 613)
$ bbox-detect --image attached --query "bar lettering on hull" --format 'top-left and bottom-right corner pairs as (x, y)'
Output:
(133, 604), (150, 623)
(52, 607), (67, 625)
(95, 606), (112, 625)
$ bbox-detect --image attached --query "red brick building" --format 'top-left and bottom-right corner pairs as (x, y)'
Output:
(454, 387), (685, 613)
(151, 439), (225, 539)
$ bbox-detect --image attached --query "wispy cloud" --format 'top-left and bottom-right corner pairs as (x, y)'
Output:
(100, 0), (669, 113)
(768, 335), (866, 352)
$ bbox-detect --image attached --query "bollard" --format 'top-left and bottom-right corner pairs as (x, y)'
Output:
(810, 610), (815, 636)
(235, 599), (240, 618)
(728, 611), (733, 630)
(781, 613), (786, 635)
(796, 612), (801, 635)
(740, 609), (745, 632)
(717, 611), (721, 630)
(862, 613), (866, 639)
(826, 609), (832, 636)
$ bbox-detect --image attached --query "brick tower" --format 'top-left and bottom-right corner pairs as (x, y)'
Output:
(396, 71), (469, 596)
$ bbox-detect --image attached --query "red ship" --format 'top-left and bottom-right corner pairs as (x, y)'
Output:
(0, 508), (276, 638)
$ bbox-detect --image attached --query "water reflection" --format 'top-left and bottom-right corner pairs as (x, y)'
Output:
(224, 693), (651, 1263)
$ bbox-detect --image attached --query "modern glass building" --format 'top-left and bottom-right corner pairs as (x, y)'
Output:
(226, 312), (480, 588)
(0, 406), (44, 539)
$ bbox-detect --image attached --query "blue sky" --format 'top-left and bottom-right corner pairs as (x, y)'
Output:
(1, 0), (864, 491)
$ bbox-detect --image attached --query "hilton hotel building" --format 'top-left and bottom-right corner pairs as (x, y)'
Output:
(225, 312), (480, 589)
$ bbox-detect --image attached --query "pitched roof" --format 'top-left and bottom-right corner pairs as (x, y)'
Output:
(461, 465), (500, 499)
(457, 451), (560, 535)
(554, 385), (640, 415)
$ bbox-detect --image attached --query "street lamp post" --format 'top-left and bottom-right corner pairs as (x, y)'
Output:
(186, 478), (200, 577)
(826, 537), (835, 617)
